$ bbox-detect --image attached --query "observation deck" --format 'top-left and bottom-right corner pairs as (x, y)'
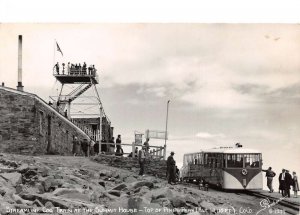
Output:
(53, 64), (99, 84)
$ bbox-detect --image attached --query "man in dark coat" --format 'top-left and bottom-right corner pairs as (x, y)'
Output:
(115, 135), (123, 156)
(278, 169), (286, 196)
(167, 151), (176, 184)
(94, 141), (99, 155)
(81, 139), (88, 157)
(284, 170), (293, 198)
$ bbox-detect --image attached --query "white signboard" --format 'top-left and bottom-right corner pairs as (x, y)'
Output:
(145, 129), (168, 140)
(135, 133), (143, 145)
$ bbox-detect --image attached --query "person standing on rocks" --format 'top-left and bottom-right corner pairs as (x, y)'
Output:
(285, 170), (293, 198)
(138, 146), (146, 176)
(262, 167), (276, 193)
(279, 169), (286, 196)
(292, 171), (299, 198)
(167, 151), (176, 185)
(115, 134), (123, 156)
(81, 139), (89, 157)
(72, 136), (80, 156)
(143, 138), (150, 152)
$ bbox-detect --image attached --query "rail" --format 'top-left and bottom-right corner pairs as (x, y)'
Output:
(53, 64), (97, 77)
(94, 142), (166, 159)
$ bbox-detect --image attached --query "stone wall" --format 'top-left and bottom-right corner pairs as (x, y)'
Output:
(0, 86), (91, 155)
(92, 154), (167, 179)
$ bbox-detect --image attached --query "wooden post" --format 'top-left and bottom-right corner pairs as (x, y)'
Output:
(159, 147), (163, 158)
(132, 142), (135, 158)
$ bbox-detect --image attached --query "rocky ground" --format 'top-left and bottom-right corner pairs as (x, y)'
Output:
(0, 153), (292, 215)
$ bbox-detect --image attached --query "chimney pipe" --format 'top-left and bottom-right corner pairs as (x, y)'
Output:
(17, 35), (24, 91)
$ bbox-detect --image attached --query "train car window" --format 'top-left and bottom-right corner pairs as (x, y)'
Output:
(245, 154), (260, 168)
(216, 154), (221, 168)
(199, 153), (202, 165)
(204, 154), (208, 166)
(212, 158), (216, 168)
(227, 154), (244, 168)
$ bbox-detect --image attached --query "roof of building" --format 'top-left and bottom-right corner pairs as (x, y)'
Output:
(183, 146), (261, 156)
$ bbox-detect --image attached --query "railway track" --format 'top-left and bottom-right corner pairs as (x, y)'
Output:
(179, 181), (299, 215)
(245, 191), (300, 215)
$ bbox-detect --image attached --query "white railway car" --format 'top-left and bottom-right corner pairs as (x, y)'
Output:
(181, 146), (263, 190)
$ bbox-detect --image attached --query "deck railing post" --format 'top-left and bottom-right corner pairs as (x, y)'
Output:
(132, 142), (135, 158)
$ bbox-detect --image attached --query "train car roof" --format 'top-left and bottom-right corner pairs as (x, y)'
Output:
(183, 147), (261, 155)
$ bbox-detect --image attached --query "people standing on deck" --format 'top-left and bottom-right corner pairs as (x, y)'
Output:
(279, 169), (286, 196)
(62, 63), (65, 74)
(262, 167), (276, 193)
(54, 62), (59, 74)
(138, 146), (146, 176)
(67, 62), (71, 75)
(82, 62), (87, 74)
(167, 151), (176, 185)
(78, 63), (82, 74)
(285, 170), (293, 198)
(92, 65), (96, 75)
(292, 172), (299, 198)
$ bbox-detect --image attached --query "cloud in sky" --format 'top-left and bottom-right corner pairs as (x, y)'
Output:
(1, 24), (299, 111)
(196, 132), (226, 139)
(1, 24), (299, 175)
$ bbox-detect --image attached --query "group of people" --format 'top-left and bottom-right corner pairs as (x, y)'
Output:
(72, 136), (93, 157)
(263, 167), (299, 198)
(53, 62), (96, 76)
(96, 134), (124, 156)
(72, 134), (124, 157)
(72, 134), (180, 186)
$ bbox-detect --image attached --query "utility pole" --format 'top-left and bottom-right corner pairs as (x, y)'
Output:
(164, 100), (170, 160)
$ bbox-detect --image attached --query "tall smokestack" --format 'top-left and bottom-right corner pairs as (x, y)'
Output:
(17, 35), (24, 91)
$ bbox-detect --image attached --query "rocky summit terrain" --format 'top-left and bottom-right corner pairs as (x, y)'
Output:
(0, 153), (278, 215)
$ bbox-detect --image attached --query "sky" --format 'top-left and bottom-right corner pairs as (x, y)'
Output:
(0, 24), (299, 189)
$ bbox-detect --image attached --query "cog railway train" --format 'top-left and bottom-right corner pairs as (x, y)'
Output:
(180, 145), (263, 190)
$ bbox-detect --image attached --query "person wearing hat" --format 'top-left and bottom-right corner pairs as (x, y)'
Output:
(284, 170), (293, 198)
(138, 146), (146, 176)
(278, 169), (286, 196)
(167, 151), (176, 184)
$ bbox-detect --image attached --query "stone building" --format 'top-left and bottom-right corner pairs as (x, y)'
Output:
(0, 85), (92, 155)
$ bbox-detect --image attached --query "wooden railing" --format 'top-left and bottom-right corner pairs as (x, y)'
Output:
(70, 119), (101, 142)
(94, 142), (165, 160)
